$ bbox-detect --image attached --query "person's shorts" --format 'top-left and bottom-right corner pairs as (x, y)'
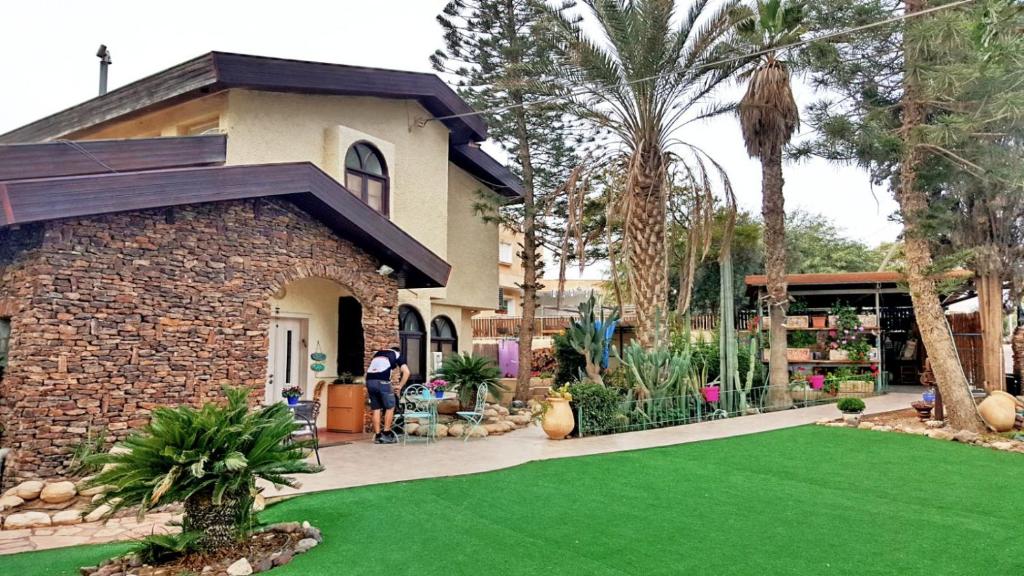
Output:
(366, 379), (396, 410)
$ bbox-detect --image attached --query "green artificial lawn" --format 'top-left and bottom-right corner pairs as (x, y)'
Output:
(4, 426), (1023, 575)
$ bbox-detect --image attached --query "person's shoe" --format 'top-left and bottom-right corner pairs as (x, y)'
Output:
(373, 433), (383, 444)
(382, 430), (398, 444)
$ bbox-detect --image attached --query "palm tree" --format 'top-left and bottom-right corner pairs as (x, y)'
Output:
(734, 0), (803, 407)
(553, 0), (742, 348)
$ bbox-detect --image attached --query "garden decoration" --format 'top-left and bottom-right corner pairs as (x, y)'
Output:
(427, 378), (448, 399)
(542, 386), (575, 440)
(837, 397), (866, 424)
(566, 293), (620, 385)
(282, 385), (302, 405)
(911, 400), (934, 421)
(310, 342), (327, 373)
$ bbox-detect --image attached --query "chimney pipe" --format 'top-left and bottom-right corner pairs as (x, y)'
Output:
(96, 45), (111, 95)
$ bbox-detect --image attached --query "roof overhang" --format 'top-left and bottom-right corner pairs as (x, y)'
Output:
(744, 270), (974, 299)
(0, 146), (450, 289)
(0, 52), (487, 145)
(450, 144), (523, 200)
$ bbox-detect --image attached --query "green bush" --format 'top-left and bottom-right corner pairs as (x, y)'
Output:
(435, 353), (505, 408)
(132, 532), (203, 565)
(567, 381), (623, 436)
(787, 330), (818, 348)
(837, 397), (866, 413)
(85, 386), (320, 551)
(553, 332), (586, 386)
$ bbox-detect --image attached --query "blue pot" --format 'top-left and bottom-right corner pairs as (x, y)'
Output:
(287, 396), (299, 406)
(435, 390), (444, 399)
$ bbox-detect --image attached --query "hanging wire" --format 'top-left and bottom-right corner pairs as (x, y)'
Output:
(56, 139), (119, 174)
(422, 0), (977, 126)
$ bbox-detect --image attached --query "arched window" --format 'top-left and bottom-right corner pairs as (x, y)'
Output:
(345, 142), (389, 216)
(431, 316), (458, 357)
(398, 305), (426, 383)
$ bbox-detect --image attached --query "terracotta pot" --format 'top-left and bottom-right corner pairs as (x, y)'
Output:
(542, 397), (575, 440)
(978, 394), (1016, 432)
(811, 316), (827, 328)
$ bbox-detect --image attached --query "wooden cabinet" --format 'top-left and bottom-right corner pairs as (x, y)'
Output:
(327, 384), (366, 433)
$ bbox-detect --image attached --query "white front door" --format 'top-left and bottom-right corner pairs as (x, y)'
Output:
(267, 317), (306, 404)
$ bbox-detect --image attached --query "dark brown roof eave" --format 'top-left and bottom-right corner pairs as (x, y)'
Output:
(0, 161), (450, 289)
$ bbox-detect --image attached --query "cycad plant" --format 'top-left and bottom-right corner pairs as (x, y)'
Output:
(85, 387), (319, 550)
(435, 354), (507, 408)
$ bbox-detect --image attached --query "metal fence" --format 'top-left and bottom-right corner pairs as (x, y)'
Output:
(576, 383), (883, 437)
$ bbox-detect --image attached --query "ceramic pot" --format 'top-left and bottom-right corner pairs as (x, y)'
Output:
(811, 316), (827, 328)
(808, 375), (825, 390)
(542, 397), (575, 440)
(842, 411), (862, 425)
(702, 385), (721, 403)
(434, 390), (444, 399)
(287, 396), (299, 406)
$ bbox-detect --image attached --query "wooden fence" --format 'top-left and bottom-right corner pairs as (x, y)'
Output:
(948, 312), (983, 387)
(472, 310), (756, 338)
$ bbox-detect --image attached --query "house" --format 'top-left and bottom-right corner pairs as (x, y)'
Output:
(0, 52), (521, 480)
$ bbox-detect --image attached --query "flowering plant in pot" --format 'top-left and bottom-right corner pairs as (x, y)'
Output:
(427, 378), (449, 399)
(837, 397), (866, 424)
(281, 385), (302, 405)
(808, 373), (825, 390)
(701, 384), (721, 403)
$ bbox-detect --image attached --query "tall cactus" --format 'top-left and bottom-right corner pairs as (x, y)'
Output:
(566, 293), (620, 385)
(718, 206), (739, 414)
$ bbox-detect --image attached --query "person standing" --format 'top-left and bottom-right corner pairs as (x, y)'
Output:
(365, 345), (409, 444)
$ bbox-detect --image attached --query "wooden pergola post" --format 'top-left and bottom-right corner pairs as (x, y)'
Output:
(977, 273), (1005, 391)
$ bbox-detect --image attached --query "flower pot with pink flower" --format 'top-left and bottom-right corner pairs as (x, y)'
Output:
(808, 374), (825, 390)
(701, 385), (720, 403)
(427, 378), (448, 399)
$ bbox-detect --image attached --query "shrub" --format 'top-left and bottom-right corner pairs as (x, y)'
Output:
(567, 381), (623, 436)
(132, 532), (203, 565)
(85, 387), (320, 551)
(553, 332), (585, 386)
(434, 353), (506, 408)
(837, 397), (866, 413)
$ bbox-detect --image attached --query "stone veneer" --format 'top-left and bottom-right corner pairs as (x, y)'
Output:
(0, 198), (397, 481)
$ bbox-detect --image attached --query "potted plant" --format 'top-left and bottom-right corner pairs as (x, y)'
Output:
(837, 397), (866, 424)
(808, 373), (825, 390)
(786, 330), (816, 362)
(542, 385), (575, 440)
(434, 353), (507, 409)
(281, 385), (302, 406)
(427, 378), (448, 399)
(823, 374), (840, 396)
(785, 299), (809, 328)
(701, 384), (721, 403)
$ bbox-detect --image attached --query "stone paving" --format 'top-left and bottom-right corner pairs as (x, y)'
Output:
(1, 392), (916, 555)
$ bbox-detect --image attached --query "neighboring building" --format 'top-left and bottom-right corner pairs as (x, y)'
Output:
(0, 53), (521, 480)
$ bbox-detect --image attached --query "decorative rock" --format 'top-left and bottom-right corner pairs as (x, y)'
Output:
(925, 420), (946, 429)
(952, 429), (981, 444)
(496, 405), (510, 416)
(295, 538), (318, 554)
(272, 552), (293, 567)
(51, 509), (84, 526)
(253, 558), (274, 573)
(226, 557), (253, 576)
(85, 504), (112, 523)
(857, 422), (875, 430)
(305, 526), (323, 543)
(991, 441), (1015, 451)
(484, 423), (505, 435)
(873, 425), (893, 432)
(4, 511), (52, 529)
(13, 480), (44, 501)
(404, 423), (420, 436)
(273, 521), (302, 533)
(0, 494), (25, 511)
(483, 409), (498, 419)
(927, 429), (955, 441)
(826, 422), (846, 427)
(468, 426), (489, 438)
(448, 423), (465, 437)
(815, 418), (832, 425)
(509, 414), (532, 425)
(40, 481), (77, 504)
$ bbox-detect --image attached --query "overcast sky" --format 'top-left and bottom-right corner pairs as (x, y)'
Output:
(1, 0), (902, 257)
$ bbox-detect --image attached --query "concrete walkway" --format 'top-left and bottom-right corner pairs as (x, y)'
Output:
(2, 393), (915, 555)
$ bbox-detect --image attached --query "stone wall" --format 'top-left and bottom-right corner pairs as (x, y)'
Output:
(0, 198), (397, 481)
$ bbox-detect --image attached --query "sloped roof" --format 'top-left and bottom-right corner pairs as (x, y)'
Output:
(0, 136), (450, 288)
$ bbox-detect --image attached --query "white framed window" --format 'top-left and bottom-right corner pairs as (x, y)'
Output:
(183, 118), (221, 136)
(498, 242), (514, 264)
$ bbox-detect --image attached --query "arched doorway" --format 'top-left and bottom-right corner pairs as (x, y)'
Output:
(399, 305), (426, 383)
(431, 315), (458, 360)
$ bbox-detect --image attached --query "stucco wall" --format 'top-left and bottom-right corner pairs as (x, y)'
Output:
(0, 198), (397, 481)
(445, 165), (499, 311)
(73, 93), (228, 140)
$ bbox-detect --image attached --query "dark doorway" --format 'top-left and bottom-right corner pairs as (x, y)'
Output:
(337, 296), (365, 377)
(399, 305), (426, 383)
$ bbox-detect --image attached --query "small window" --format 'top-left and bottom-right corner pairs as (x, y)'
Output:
(0, 318), (10, 380)
(345, 142), (390, 216)
(498, 243), (514, 264)
(183, 118), (221, 136)
(431, 316), (458, 357)
(498, 289), (509, 314)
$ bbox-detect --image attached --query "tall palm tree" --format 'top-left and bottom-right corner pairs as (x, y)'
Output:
(553, 0), (742, 348)
(734, 0), (803, 406)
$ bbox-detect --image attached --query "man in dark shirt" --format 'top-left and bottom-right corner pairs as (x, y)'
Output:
(365, 346), (409, 444)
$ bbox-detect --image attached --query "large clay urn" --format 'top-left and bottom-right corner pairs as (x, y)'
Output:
(542, 397), (575, 440)
(978, 394), (1016, 432)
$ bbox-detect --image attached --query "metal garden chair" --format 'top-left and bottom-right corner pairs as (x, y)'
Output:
(456, 387), (488, 441)
(290, 400), (321, 465)
(398, 384), (435, 444)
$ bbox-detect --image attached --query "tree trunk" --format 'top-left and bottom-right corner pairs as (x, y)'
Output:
(184, 492), (243, 551)
(761, 147), (791, 408)
(976, 270), (1005, 391)
(898, 0), (983, 431)
(626, 151), (668, 349)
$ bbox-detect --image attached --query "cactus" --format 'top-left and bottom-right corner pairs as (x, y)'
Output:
(566, 293), (620, 385)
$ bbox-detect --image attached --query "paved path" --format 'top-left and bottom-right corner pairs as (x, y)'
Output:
(2, 393), (915, 555)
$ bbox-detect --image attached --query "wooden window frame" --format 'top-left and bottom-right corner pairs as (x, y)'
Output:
(430, 316), (458, 355)
(344, 142), (390, 217)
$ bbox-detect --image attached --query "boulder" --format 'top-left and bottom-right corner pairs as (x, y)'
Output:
(927, 429), (955, 441)
(925, 420), (946, 429)
(226, 558), (253, 576)
(483, 409), (499, 419)
(253, 558), (274, 574)
(77, 477), (108, 497)
(468, 426), (489, 438)
(857, 422), (875, 430)
(13, 480), (44, 501)
(0, 494), (25, 511)
(404, 423), (420, 436)
(84, 504), (112, 523)
(295, 538), (318, 554)
(873, 425), (893, 432)
(4, 511), (52, 529)
(496, 405), (510, 416)
(432, 424), (449, 438)
(40, 481), (77, 504)
(437, 415), (456, 424)
(51, 509), (84, 526)
(978, 395), (1016, 432)
(448, 423), (465, 437)
(509, 414), (532, 425)
(991, 441), (1016, 451)
(272, 552), (293, 567)
(436, 399), (461, 415)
